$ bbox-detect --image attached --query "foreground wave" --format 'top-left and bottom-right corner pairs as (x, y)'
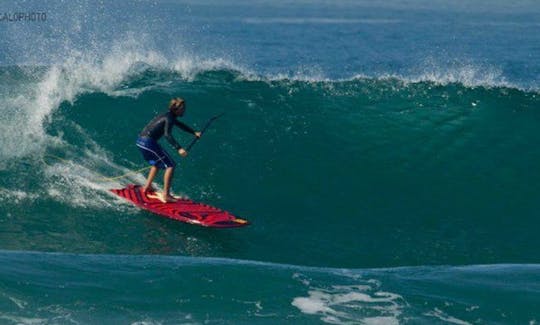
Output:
(0, 250), (538, 324)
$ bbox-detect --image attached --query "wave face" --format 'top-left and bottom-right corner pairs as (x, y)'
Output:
(1, 64), (540, 269)
(1, 0), (540, 323)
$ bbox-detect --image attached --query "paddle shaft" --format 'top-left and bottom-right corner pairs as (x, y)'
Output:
(186, 113), (225, 151)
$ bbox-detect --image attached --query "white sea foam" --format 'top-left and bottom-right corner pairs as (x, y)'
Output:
(351, 58), (520, 90)
(0, 188), (38, 204)
(42, 149), (147, 210)
(1, 38), (168, 163)
(5, 295), (27, 309)
(171, 56), (251, 81)
(0, 36), (211, 207)
(35, 118), (146, 209)
(234, 58), (526, 91)
(292, 281), (404, 324)
(0, 315), (46, 325)
(424, 308), (472, 325)
(44, 161), (121, 209)
(404, 62), (511, 89)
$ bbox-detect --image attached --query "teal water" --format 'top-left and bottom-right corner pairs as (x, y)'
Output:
(1, 68), (539, 323)
(3, 70), (539, 267)
(1, 0), (540, 323)
(0, 250), (539, 324)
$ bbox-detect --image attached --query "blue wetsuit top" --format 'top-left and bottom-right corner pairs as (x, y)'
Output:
(139, 111), (195, 150)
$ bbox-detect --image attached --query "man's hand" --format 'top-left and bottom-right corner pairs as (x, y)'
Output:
(194, 131), (202, 138)
(178, 148), (188, 157)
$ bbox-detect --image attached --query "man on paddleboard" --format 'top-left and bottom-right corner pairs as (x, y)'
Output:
(136, 98), (201, 203)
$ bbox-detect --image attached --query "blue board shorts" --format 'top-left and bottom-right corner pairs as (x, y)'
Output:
(136, 137), (176, 169)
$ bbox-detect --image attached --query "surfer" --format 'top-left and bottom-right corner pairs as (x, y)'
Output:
(136, 98), (201, 203)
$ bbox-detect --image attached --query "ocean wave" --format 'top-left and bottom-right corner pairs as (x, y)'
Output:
(0, 250), (538, 324)
(2, 44), (529, 164)
(1, 41), (538, 213)
(1, 249), (539, 274)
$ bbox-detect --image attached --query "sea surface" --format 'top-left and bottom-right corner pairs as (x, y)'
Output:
(0, 0), (539, 323)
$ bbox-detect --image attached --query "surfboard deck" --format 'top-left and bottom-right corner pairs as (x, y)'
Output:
(110, 184), (249, 228)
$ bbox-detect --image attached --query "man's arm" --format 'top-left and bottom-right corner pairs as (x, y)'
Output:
(175, 120), (196, 135)
(164, 118), (182, 150)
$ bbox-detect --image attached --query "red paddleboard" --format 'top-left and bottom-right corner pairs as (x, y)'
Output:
(110, 184), (249, 228)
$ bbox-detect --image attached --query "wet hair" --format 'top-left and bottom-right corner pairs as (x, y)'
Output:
(169, 98), (185, 111)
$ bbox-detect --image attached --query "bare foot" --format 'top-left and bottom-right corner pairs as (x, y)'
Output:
(147, 192), (177, 203)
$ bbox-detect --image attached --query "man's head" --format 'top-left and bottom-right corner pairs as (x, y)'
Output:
(169, 97), (185, 116)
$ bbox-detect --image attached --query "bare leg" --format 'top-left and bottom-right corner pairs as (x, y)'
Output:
(163, 167), (175, 199)
(143, 166), (158, 194)
(146, 167), (176, 203)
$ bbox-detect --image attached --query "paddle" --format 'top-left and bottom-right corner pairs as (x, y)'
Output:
(186, 112), (225, 151)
